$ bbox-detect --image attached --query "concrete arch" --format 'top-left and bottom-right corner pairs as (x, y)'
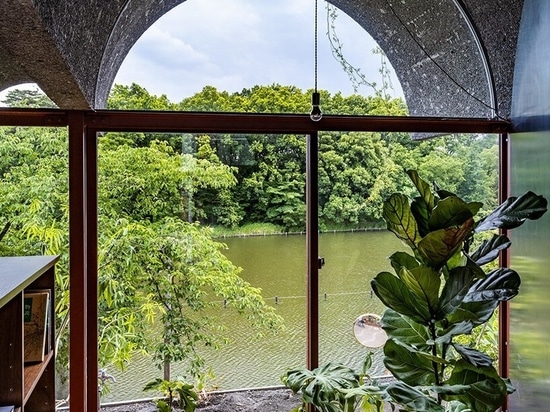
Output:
(0, 0), (523, 117)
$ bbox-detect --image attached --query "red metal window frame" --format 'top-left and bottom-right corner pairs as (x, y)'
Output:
(0, 108), (511, 411)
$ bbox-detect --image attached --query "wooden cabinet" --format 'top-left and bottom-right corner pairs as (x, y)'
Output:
(0, 256), (59, 412)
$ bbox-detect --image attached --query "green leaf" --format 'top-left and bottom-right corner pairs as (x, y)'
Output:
(383, 193), (421, 250)
(428, 196), (482, 231)
(411, 197), (431, 237)
(469, 234), (511, 266)
(282, 363), (359, 411)
(435, 321), (473, 345)
(389, 251), (420, 274)
(386, 381), (444, 412)
(447, 300), (499, 327)
(475, 191), (548, 232)
(443, 360), (507, 412)
(430, 384), (470, 396)
(398, 266), (440, 310)
(463, 268), (520, 303)
(408, 169), (436, 237)
(382, 309), (431, 350)
(383, 339), (436, 386)
(453, 343), (493, 367)
(417, 219), (473, 267)
(371, 272), (431, 323)
(437, 266), (476, 320)
(407, 169), (436, 211)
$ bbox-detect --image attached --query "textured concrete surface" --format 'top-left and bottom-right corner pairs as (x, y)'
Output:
(0, 0), (524, 118)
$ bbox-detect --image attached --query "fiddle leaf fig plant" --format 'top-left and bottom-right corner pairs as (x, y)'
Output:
(371, 170), (547, 412)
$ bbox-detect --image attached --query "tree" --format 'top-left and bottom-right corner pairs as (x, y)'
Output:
(1, 87), (57, 108)
(105, 84), (182, 150)
(319, 131), (402, 226)
(98, 218), (282, 379)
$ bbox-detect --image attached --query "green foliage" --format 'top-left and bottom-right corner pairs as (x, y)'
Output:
(1, 88), (57, 108)
(281, 355), (386, 412)
(98, 217), (283, 375)
(105, 83), (499, 233)
(371, 170), (548, 411)
(0, 121), (282, 385)
(144, 377), (199, 412)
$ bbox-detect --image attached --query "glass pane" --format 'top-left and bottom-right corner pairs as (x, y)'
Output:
(509, 131), (550, 409)
(318, 132), (499, 377)
(96, 132), (307, 402)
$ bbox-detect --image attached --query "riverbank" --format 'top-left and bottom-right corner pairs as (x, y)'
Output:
(211, 223), (386, 238)
(99, 387), (301, 412)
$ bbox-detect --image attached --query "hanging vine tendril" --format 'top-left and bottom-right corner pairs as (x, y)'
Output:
(325, 3), (394, 98)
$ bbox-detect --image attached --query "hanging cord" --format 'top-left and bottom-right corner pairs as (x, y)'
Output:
(314, 0), (318, 93)
(384, 0), (504, 120)
(310, 0), (322, 121)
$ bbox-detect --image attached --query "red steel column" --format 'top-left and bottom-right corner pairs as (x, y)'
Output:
(306, 131), (319, 371)
(87, 127), (99, 411)
(68, 111), (88, 410)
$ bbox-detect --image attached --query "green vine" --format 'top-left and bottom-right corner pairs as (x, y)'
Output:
(326, 3), (394, 98)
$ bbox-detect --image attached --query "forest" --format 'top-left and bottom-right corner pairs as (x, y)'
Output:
(0, 83), (499, 387)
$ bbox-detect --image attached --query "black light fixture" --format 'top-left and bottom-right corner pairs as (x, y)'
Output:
(310, 91), (322, 122)
(310, 0), (322, 122)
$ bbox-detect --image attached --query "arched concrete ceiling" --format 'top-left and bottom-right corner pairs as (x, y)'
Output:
(0, 0), (523, 118)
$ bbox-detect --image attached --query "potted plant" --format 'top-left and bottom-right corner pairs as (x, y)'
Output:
(369, 170), (547, 411)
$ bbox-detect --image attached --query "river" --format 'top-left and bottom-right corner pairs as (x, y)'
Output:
(102, 230), (404, 402)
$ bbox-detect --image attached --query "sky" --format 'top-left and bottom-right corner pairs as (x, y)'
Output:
(1, 0), (403, 104)
(114, 0), (403, 101)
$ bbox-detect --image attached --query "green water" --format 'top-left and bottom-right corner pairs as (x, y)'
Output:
(103, 230), (403, 402)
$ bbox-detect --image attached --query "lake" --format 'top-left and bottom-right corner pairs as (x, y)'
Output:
(102, 230), (404, 402)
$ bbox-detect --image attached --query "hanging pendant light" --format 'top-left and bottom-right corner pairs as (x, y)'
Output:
(310, 0), (322, 122)
(310, 91), (322, 121)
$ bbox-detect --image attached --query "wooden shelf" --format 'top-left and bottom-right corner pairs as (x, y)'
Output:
(24, 351), (54, 404)
(0, 256), (58, 412)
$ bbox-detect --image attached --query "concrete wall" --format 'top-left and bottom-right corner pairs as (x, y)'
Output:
(509, 0), (550, 409)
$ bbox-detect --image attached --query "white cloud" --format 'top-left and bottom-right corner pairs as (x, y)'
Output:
(113, 0), (404, 101)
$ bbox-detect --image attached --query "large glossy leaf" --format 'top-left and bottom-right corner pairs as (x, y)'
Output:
(383, 339), (436, 386)
(382, 309), (430, 349)
(282, 362), (359, 411)
(398, 266), (441, 309)
(446, 300), (499, 327)
(389, 251), (419, 274)
(371, 272), (431, 323)
(463, 268), (520, 303)
(386, 381), (444, 412)
(408, 170), (436, 238)
(417, 219), (473, 267)
(469, 234), (511, 266)
(464, 255), (488, 279)
(411, 197), (431, 237)
(436, 267), (476, 320)
(435, 321), (473, 345)
(475, 191), (548, 232)
(408, 170), (436, 209)
(453, 343), (493, 367)
(443, 360), (507, 412)
(383, 193), (421, 250)
(428, 196), (482, 231)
